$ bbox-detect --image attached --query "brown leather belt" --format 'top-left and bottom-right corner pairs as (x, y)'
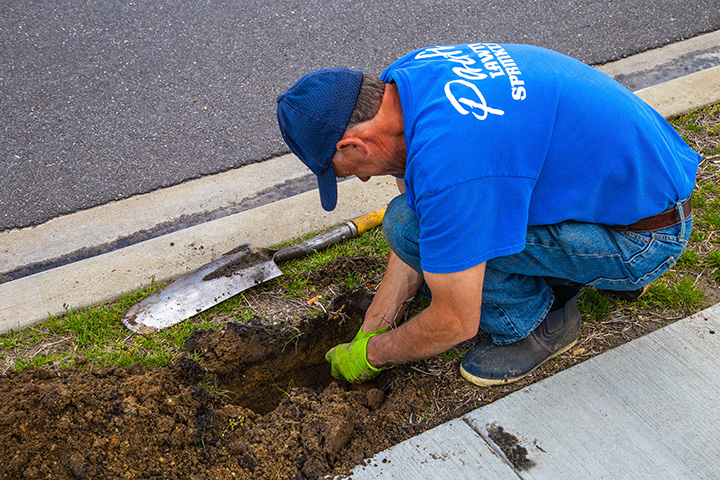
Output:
(612, 197), (692, 232)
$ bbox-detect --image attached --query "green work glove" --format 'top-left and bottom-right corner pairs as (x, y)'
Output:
(326, 332), (386, 384)
(352, 326), (390, 342)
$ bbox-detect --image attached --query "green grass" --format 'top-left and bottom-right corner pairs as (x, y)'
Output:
(708, 251), (720, 282)
(676, 248), (701, 269)
(1, 285), (153, 349)
(272, 226), (390, 297)
(0, 283), (224, 372)
(577, 288), (619, 323)
(200, 374), (233, 400)
(0, 225), (389, 373)
(671, 104), (720, 158)
(577, 269), (707, 329)
(437, 346), (471, 361)
(641, 276), (706, 312)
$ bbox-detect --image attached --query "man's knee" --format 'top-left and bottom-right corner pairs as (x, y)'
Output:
(383, 194), (417, 245)
(383, 194), (423, 273)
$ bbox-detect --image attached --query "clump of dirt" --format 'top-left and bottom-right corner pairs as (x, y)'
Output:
(0, 290), (444, 480)
(305, 256), (386, 289)
(202, 245), (274, 281)
(185, 289), (372, 414)
(1, 358), (216, 479)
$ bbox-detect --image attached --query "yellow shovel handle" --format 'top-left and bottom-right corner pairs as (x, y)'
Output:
(352, 207), (386, 234)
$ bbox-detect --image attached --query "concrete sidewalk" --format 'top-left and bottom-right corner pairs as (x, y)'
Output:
(345, 302), (720, 479)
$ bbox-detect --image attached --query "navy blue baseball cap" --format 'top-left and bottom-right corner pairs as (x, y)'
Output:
(277, 68), (363, 211)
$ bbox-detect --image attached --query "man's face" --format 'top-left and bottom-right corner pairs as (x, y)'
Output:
(332, 149), (372, 182)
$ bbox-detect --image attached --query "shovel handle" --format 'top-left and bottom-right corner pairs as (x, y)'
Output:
(273, 207), (386, 264)
(353, 207), (386, 234)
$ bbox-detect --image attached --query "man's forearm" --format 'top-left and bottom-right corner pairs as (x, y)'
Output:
(365, 303), (478, 367)
(365, 263), (486, 368)
(361, 250), (424, 332)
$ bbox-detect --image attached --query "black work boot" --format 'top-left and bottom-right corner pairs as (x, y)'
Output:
(460, 285), (581, 387)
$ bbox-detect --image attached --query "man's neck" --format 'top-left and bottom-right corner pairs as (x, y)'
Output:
(374, 83), (406, 162)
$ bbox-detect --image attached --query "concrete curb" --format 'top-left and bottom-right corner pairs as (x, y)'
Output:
(0, 177), (397, 333)
(635, 65), (720, 117)
(1, 38), (719, 333)
(0, 155), (311, 275)
(597, 29), (720, 79)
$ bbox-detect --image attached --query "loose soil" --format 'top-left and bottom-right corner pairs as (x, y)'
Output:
(0, 290), (459, 480)
(3, 267), (718, 480)
(2, 107), (718, 480)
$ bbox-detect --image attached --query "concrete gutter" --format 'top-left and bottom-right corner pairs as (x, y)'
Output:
(1, 35), (719, 333)
(0, 176), (396, 333)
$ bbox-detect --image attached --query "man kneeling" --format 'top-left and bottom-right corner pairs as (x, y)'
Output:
(276, 43), (700, 385)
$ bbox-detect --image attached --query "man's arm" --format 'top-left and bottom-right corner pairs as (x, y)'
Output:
(366, 262), (485, 366)
(360, 250), (425, 333)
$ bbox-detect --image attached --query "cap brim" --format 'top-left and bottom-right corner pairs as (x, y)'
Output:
(316, 164), (338, 211)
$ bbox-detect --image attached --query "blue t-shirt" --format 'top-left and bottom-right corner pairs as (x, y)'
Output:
(380, 43), (700, 274)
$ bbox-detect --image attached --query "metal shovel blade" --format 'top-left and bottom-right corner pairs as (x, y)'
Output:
(121, 208), (387, 334)
(121, 244), (283, 334)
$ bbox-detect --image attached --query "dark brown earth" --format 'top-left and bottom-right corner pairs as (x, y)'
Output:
(486, 423), (536, 471)
(2, 250), (719, 480)
(0, 290), (457, 480)
(4, 263), (712, 480)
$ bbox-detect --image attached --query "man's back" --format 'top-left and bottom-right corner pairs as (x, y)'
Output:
(380, 43), (700, 271)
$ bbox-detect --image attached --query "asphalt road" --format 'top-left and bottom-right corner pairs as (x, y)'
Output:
(2, 0), (719, 230)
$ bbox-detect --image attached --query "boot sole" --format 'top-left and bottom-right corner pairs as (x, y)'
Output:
(459, 339), (578, 387)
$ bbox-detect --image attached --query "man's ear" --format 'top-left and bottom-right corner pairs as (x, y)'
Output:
(336, 137), (369, 156)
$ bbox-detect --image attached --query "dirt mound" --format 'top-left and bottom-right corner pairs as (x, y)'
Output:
(0, 290), (442, 480)
(305, 256), (386, 289)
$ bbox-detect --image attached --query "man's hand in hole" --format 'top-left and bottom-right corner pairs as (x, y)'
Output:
(325, 327), (388, 383)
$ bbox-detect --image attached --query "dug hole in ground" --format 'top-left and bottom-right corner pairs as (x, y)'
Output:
(1, 105), (719, 480)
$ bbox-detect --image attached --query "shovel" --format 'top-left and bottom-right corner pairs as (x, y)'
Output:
(121, 208), (386, 334)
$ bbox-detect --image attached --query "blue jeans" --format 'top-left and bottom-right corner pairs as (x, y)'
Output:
(383, 194), (692, 345)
